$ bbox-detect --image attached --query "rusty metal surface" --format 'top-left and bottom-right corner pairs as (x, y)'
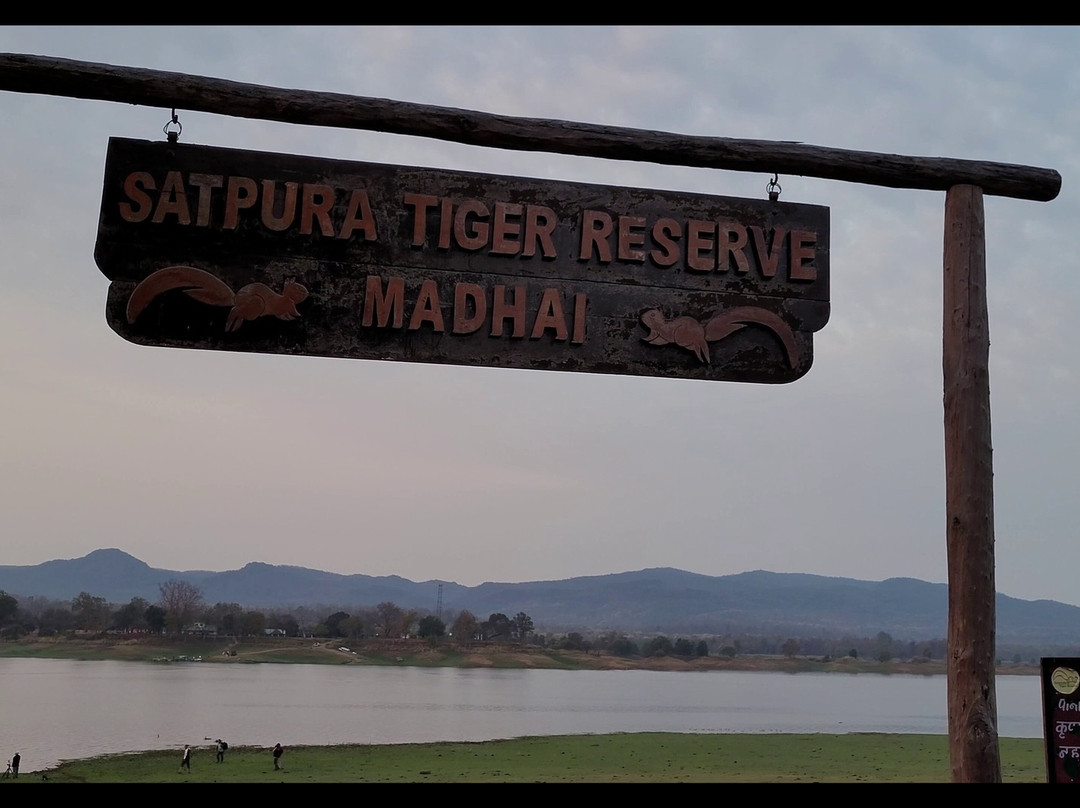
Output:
(96, 138), (831, 383)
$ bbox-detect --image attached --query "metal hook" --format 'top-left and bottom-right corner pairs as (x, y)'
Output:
(163, 108), (182, 143)
(766, 173), (781, 202)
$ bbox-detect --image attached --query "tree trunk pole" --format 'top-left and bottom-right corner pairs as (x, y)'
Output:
(0, 53), (1063, 202)
(943, 184), (1000, 782)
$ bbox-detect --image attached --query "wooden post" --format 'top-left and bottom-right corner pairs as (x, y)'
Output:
(0, 54), (1063, 202)
(943, 184), (1000, 782)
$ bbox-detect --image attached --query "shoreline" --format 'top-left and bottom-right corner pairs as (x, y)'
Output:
(0, 635), (1040, 676)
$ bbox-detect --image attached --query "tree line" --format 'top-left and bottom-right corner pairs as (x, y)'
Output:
(0, 584), (538, 644)
(315, 607), (535, 643)
(3, 586), (1055, 662)
(0, 584), (932, 659)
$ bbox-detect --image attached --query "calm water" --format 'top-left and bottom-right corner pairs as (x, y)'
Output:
(0, 658), (1043, 772)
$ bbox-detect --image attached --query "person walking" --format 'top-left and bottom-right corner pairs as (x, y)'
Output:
(272, 742), (283, 771)
(180, 745), (191, 772)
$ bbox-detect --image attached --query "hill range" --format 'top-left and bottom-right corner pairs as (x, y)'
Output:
(1, 548), (1078, 646)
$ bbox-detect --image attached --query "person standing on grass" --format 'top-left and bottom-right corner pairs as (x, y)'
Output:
(10, 752), (19, 778)
(216, 739), (226, 763)
(272, 742), (283, 771)
(180, 745), (191, 772)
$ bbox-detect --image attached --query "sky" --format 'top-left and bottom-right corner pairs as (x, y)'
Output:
(0, 26), (1076, 605)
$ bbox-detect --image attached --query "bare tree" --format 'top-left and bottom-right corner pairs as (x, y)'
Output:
(451, 609), (478, 641)
(395, 609), (418, 638)
(512, 612), (534, 643)
(158, 579), (203, 635)
(375, 601), (403, 637)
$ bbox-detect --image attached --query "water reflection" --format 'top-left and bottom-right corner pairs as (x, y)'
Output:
(0, 658), (1042, 772)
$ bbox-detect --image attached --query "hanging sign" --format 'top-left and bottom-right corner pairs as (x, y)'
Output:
(95, 137), (830, 383)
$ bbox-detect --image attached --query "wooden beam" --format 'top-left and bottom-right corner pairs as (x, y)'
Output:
(943, 184), (1000, 783)
(0, 53), (1061, 202)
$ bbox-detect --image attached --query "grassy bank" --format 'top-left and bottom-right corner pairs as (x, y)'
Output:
(0, 635), (1038, 676)
(10, 733), (1046, 783)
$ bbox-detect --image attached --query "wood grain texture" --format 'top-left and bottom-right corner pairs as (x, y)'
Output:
(95, 138), (830, 384)
(943, 184), (1000, 783)
(0, 53), (1061, 202)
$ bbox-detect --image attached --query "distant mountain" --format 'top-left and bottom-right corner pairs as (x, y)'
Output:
(1, 548), (1078, 645)
(0, 548), (466, 614)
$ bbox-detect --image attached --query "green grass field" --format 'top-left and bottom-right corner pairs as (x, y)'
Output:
(8, 733), (1046, 783)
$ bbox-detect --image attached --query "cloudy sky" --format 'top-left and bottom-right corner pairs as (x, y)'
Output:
(0, 27), (1075, 605)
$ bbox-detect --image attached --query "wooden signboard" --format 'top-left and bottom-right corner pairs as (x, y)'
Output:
(95, 138), (830, 383)
(1041, 657), (1080, 782)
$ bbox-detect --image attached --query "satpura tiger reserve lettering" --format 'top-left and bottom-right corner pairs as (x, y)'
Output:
(116, 169), (820, 282)
(118, 171), (379, 240)
(97, 138), (830, 383)
(360, 276), (586, 344)
(576, 209), (818, 282)
(114, 171), (597, 343)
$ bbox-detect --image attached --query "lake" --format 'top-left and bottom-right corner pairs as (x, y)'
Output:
(0, 658), (1044, 773)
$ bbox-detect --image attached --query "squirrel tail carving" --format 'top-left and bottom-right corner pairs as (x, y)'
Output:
(704, 307), (800, 369)
(127, 266), (236, 324)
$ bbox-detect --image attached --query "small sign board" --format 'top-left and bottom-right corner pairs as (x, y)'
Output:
(95, 138), (830, 383)
(1041, 657), (1080, 782)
